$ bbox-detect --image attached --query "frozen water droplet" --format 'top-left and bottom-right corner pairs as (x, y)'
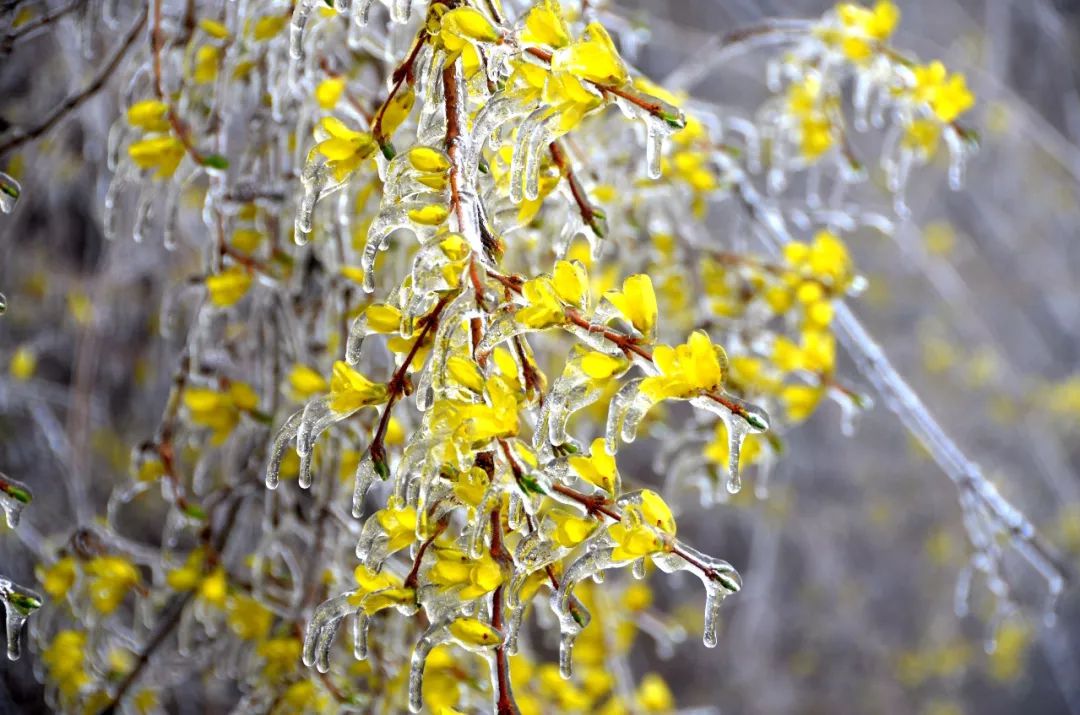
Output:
(0, 173), (21, 214)
(0, 578), (43, 661)
(0, 293), (7, 315)
(0, 473), (32, 528)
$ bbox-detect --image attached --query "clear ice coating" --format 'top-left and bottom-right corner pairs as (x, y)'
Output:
(0, 472), (33, 528)
(0, 172), (20, 213)
(0, 578), (43, 661)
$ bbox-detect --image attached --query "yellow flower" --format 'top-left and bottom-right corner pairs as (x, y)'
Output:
(328, 360), (388, 413)
(447, 355), (486, 393)
(912, 61), (974, 123)
(199, 567), (228, 607)
(640, 330), (727, 400)
(227, 594), (274, 640)
(781, 383), (824, 422)
(313, 116), (377, 182)
(608, 490), (676, 561)
(550, 508), (598, 548)
(43, 631), (89, 698)
(439, 7), (500, 55)
(193, 45), (220, 84)
(835, 1), (899, 60)
(126, 99), (170, 131)
(206, 267), (252, 307)
(288, 363), (329, 399)
(315, 76), (346, 109)
(357, 586), (415, 615)
(604, 274), (657, 336)
(580, 351), (628, 380)
(636, 673), (675, 712)
(568, 438), (617, 493)
(429, 548), (504, 599)
(787, 76), (834, 159)
(85, 555), (141, 614)
(251, 14), (286, 41)
(551, 22), (628, 86)
(448, 617), (503, 648)
(904, 118), (941, 156)
(128, 135), (185, 178)
(552, 259), (589, 306)
(198, 17), (229, 39)
(375, 506), (419, 554)
(9, 345), (36, 381)
(37, 556), (77, 599)
(521, 0), (570, 47)
(517, 276), (566, 329)
(257, 637), (302, 680)
(408, 204), (450, 226)
(365, 303), (403, 333)
(353, 564), (401, 594)
(407, 146), (451, 173)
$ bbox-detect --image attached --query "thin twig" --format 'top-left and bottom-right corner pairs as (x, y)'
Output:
(0, 6), (147, 158)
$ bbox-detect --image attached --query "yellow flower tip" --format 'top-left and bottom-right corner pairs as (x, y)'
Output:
(206, 267), (253, 308)
(448, 617), (503, 648)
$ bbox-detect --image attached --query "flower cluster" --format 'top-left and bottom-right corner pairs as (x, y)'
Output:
(0, 0), (1066, 713)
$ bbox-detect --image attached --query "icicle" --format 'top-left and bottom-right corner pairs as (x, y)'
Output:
(289, 0), (317, 68)
(353, 611), (370, 659)
(510, 106), (552, 204)
(303, 593), (355, 673)
(0, 173), (22, 214)
(644, 116), (669, 180)
(652, 542), (741, 648)
(352, 453), (379, 518)
(943, 125), (972, 190)
(390, 0), (411, 24)
(295, 397), (339, 489)
(0, 473), (32, 528)
(552, 548), (609, 678)
(266, 411), (303, 489)
(0, 578), (43, 661)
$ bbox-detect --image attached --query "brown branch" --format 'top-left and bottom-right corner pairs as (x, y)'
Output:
(0, 6), (147, 158)
(0, 0), (84, 55)
(549, 140), (606, 238)
(368, 295), (451, 471)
